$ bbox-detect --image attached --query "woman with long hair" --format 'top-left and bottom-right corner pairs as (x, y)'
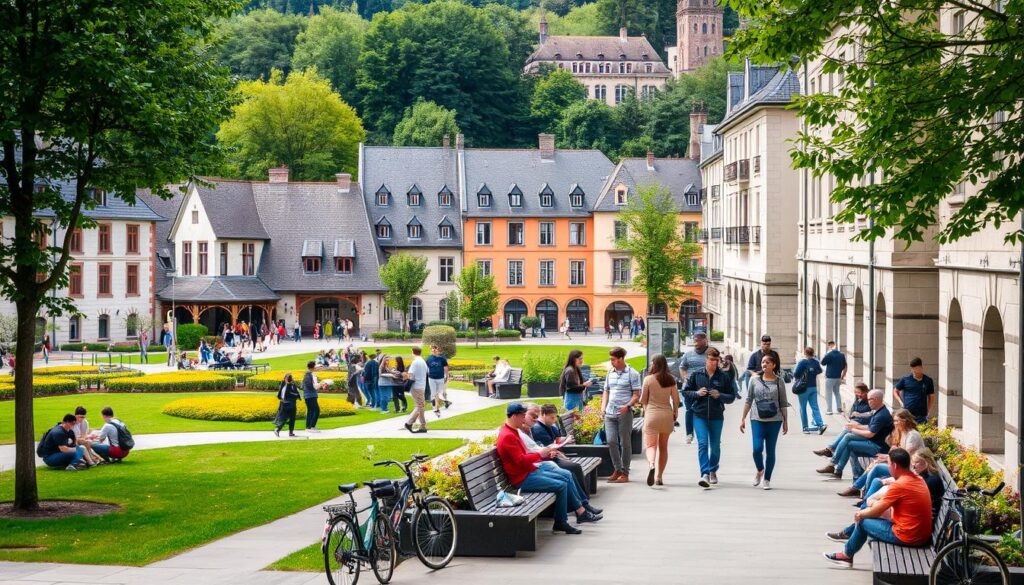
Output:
(839, 408), (924, 497)
(559, 349), (593, 413)
(641, 354), (682, 486)
(740, 353), (789, 490)
(274, 372), (301, 437)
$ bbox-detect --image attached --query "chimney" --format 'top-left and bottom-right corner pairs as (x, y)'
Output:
(336, 173), (351, 194)
(539, 12), (548, 45)
(455, 133), (465, 151)
(539, 133), (555, 160)
(646, 150), (655, 171)
(442, 134), (450, 148)
(688, 101), (708, 161)
(620, 26), (628, 42)
(268, 166), (289, 183)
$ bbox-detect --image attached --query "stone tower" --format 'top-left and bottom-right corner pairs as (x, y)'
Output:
(676, 0), (724, 75)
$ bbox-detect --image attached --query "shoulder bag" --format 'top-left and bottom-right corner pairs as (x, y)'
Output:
(754, 378), (779, 419)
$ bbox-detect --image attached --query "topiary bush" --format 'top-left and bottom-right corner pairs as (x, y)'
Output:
(161, 395), (355, 422)
(59, 342), (86, 351)
(246, 370), (347, 391)
(494, 329), (521, 338)
(106, 371), (234, 392)
(520, 316), (540, 329)
(421, 325), (457, 358)
(175, 323), (209, 351)
(426, 320), (461, 330)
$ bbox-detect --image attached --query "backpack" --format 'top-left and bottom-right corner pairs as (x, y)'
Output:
(113, 420), (135, 450)
(36, 428), (52, 458)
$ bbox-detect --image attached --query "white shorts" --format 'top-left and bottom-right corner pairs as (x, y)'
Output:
(429, 378), (447, 398)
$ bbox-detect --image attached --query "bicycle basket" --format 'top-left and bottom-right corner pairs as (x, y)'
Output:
(370, 479), (399, 500)
(323, 502), (355, 518)
(962, 499), (982, 535)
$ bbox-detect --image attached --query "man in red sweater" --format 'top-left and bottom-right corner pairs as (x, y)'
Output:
(497, 402), (592, 534)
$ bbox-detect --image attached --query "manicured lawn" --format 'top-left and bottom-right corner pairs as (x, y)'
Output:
(266, 542), (322, 572)
(0, 392), (400, 444)
(430, 397), (565, 431)
(0, 438), (462, 565)
(54, 352), (193, 367)
(627, 355), (647, 372)
(254, 344), (611, 372)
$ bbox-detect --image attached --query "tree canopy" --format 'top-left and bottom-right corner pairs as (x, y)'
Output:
(215, 9), (307, 80)
(379, 253), (430, 331)
(393, 100), (462, 147)
(457, 263), (500, 347)
(730, 0), (1024, 244)
(530, 69), (587, 133)
(0, 0), (236, 510)
(291, 6), (368, 100)
(218, 69), (365, 182)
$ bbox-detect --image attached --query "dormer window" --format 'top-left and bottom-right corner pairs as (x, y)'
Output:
(554, 53), (561, 60)
(569, 185), (585, 208)
(645, 63), (653, 73)
(407, 185), (422, 206)
(508, 185), (523, 208)
(615, 185), (628, 205)
(438, 217), (455, 240)
(686, 192), (700, 207)
(375, 185), (390, 206)
(407, 217), (422, 239)
(438, 186), (453, 207)
(477, 185), (492, 207)
(575, 52), (582, 59)
(88, 188), (107, 206)
(376, 217), (392, 239)
(539, 184), (554, 207)
(333, 240), (355, 273)
(302, 240), (323, 273)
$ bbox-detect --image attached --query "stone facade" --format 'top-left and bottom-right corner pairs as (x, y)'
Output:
(675, 0), (724, 75)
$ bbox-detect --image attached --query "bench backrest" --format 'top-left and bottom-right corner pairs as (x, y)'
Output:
(457, 449), (511, 511)
(931, 459), (960, 549)
(507, 368), (523, 385)
(558, 412), (576, 435)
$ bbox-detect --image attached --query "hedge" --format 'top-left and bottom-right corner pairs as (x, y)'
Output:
(494, 329), (521, 338)
(34, 365), (101, 376)
(371, 331), (422, 340)
(161, 395), (356, 422)
(0, 377), (78, 400)
(69, 370), (146, 389)
(106, 371), (235, 392)
(371, 330), (521, 341)
(426, 320), (462, 330)
(246, 370), (347, 391)
(522, 352), (563, 384)
(59, 343), (86, 351)
(710, 330), (725, 342)
(176, 324), (209, 351)
(109, 342), (141, 353)
(148, 344), (167, 352)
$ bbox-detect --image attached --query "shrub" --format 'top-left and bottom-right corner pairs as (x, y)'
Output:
(246, 370), (347, 391)
(633, 333), (646, 343)
(572, 397), (606, 444)
(371, 331), (421, 340)
(69, 370), (146, 389)
(416, 439), (494, 509)
(108, 342), (141, 352)
(998, 534), (1024, 568)
(148, 344), (167, 352)
(522, 352), (562, 384)
(175, 324), (209, 351)
(520, 316), (540, 329)
(60, 342), (86, 351)
(426, 320), (461, 330)
(710, 329), (725, 342)
(0, 377), (78, 400)
(161, 395), (355, 422)
(421, 325), (457, 358)
(34, 365), (101, 376)
(106, 371), (235, 392)
(201, 335), (221, 347)
(494, 329), (521, 338)
(85, 343), (110, 351)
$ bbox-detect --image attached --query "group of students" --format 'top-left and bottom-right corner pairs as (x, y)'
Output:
(38, 406), (132, 470)
(310, 318), (357, 342)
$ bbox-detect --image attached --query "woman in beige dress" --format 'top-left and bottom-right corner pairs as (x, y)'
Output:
(641, 354), (682, 487)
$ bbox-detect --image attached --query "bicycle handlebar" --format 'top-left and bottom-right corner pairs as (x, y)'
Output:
(955, 482), (1005, 498)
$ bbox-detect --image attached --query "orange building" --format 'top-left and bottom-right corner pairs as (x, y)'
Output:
(461, 138), (614, 332)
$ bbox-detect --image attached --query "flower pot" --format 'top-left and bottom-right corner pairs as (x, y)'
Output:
(398, 509), (540, 557)
(526, 382), (560, 398)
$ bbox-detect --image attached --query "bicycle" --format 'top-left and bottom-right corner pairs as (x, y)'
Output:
(322, 453), (458, 585)
(930, 481), (1010, 585)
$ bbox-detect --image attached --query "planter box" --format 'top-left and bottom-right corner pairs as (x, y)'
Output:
(397, 508), (533, 558)
(560, 444), (613, 477)
(526, 382), (560, 398)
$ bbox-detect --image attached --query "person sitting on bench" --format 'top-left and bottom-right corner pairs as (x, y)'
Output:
(822, 448), (932, 568)
(487, 358), (512, 398)
(523, 403), (602, 519)
(495, 403), (598, 534)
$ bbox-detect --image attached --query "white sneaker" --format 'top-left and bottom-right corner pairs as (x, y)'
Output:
(753, 471), (763, 487)
(762, 480), (772, 490)
(698, 474), (710, 488)
(825, 410), (834, 415)
(307, 428), (320, 433)
(686, 434), (694, 444)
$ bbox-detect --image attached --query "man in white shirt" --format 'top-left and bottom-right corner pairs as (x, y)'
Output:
(92, 407), (131, 462)
(404, 347), (430, 433)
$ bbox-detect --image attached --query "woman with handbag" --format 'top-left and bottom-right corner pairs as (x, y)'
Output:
(740, 353), (789, 490)
(792, 347), (827, 434)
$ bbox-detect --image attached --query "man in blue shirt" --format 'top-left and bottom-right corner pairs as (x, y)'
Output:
(894, 357), (935, 424)
(820, 341), (847, 415)
(602, 347), (641, 483)
(426, 345), (451, 416)
(817, 389), (893, 480)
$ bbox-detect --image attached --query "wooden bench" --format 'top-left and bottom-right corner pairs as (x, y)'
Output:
(474, 368), (524, 399)
(557, 412), (613, 478)
(870, 460), (958, 585)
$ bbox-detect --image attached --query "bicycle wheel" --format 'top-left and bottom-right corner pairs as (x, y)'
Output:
(324, 514), (362, 585)
(370, 515), (396, 584)
(930, 539), (1009, 585)
(412, 496), (457, 570)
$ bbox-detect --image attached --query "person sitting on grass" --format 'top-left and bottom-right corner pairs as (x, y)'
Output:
(72, 406), (103, 467)
(487, 358), (512, 398)
(92, 407), (132, 462)
(823, 448), (933, 568)
(495, 403), (597, 535)
(38, 414), (86, 471)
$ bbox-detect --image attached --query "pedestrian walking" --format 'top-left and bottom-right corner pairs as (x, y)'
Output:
(139, 329), (149, 363)
(346, 352), (363, 407)
(163, 324), (174, 366)
(539, 314), (547, 338)
(601, 346), (642, 483)
(682, 347), (735, 488)
(363, 350), (381, 412)
(274, 373), (301, 437)
(606, 319), (615, 340)
(426, 344), (450, 417)
(821, 341), (847, 415)
(293, 321), (301, 343)
(302, 361), (323, 433)
(42, 334), (51, 365)
(641, 354), (681, 487)
(559, 349), (594, 413)
(313, 320), (321, 341)
(678, 331), (711, 444)
(387, 356), (409, 413)
(740, 353), (789, 490)
(746, 335), (781, 376)
(720, 354), (742, 399)
(894, 357), (935, 424)
(324, 319), (333, 340)
(793, 347), (827, 434)
(561, 317), (572, 340)
(403, 347), (429, 433)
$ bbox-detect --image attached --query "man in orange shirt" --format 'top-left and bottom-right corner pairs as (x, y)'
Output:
(823, 448), (933, 568)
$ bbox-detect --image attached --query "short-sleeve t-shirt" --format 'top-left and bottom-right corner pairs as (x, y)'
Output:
(895, 374), (935, 420)
(880, 474), (934, 545)
(821, 350), (848, 379)
(408, 357), (429, 390)
(41, 424), (75, 458)
(868, 406), (895, 451)
(425, 355), (449, 380)
(604, 366), (641, 415)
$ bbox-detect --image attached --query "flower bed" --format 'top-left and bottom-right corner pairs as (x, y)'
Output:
(0, 377), (78, 400)
(161, 395), (356, 422)
(106, 371), (235, 392)
(33, 365), (102, 376)
(573, 397), (606, 444)
(68, 370), (145, 389)
(245, 370), (347, 391)
(415, 435), (497, 509)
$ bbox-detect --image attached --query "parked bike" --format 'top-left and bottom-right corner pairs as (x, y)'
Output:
(930, 482), (1009, 585)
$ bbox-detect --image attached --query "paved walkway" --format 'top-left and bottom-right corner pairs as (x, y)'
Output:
(0, 409), (874, 585)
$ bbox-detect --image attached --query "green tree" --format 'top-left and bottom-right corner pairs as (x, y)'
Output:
(730, 0), (1024, 244)
(218, 69), (365, 182)
(531, 4), (605, 36)
(481, 4), (536, 68)
(596, 0), (658, 39)
(357, 2), (522, 145)
(392, 100), (462, 147)
(531, 69), (587, 133)
(557, 99), (619, 155)
(456, 263), (500, 348)
(616, 186), (702, 312)
(215, 9), (307, 80)
(379, 253), (430, 332)
(0, 0), (235, 510)
(647, 57), (730, 157)
(291, 6), (368, 100)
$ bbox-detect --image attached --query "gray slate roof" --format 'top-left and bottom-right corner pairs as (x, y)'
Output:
(719, 65), (801, 131)
(594, 158), (702, 213)
(136, 187), (187, 293)
(193, 180), (271, 240)
(699, 123), (723, 165)
(156, 276), (279, 303)
(360, 146), (462, 248)
(527, 35), (671, 74)
(462, 149), (614, 218)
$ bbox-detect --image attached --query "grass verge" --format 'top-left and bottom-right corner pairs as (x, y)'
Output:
(266, 542), (322, 572)
(0, 438), (461, 565)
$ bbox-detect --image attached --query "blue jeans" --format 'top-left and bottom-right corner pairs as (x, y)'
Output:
(751, 420), (782, 480)
(693, 417), (724, 475)
(43, 447), (84, 469)
(829, 429), (850, 451)
(845, 518), (906, 558)
(518, 467), (578, 524)
(683, 394), (695, 435)
(833, 434), (882, 477)
(359, 380), (372, 407)
(304, 397), (320, 429)
(564, 392), (586, 413)
(541, 461), (588, 505)
(853, 463), (891, 490)
(797, 388), (824, 431)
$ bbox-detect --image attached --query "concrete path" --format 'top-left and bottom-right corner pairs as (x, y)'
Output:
(0, 408), (875, 585)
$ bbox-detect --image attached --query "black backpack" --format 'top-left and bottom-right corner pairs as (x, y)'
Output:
(36, 428), (52, 458)
(113, 420), (135, 450)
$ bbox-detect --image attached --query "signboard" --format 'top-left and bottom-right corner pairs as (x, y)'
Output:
(646, 316), (681, 373)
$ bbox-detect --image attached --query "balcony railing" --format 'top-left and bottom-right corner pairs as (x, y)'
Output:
(725, 225), (761, 244)
(738, 159), (750, 182)
(710, 227), (722, 239)
(750, 226), (761, 244)
(711, 185), (720, 198)
(724, 162), (737, 182)
(710, 268), (721, 281)
(753, 155), (761, 175)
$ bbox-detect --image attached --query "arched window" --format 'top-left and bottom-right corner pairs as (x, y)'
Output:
(702, 23), (707, 34)
(704, 46), (709, 56)
(98, 314), (110, 340)
(438, 299), (448, 321)
(69, 316), (81, 341)
(126, 313), (139, 338)
(503, 300), (527, 330)
(410, 298), (423, 323)
(712, 23), (716, 34)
